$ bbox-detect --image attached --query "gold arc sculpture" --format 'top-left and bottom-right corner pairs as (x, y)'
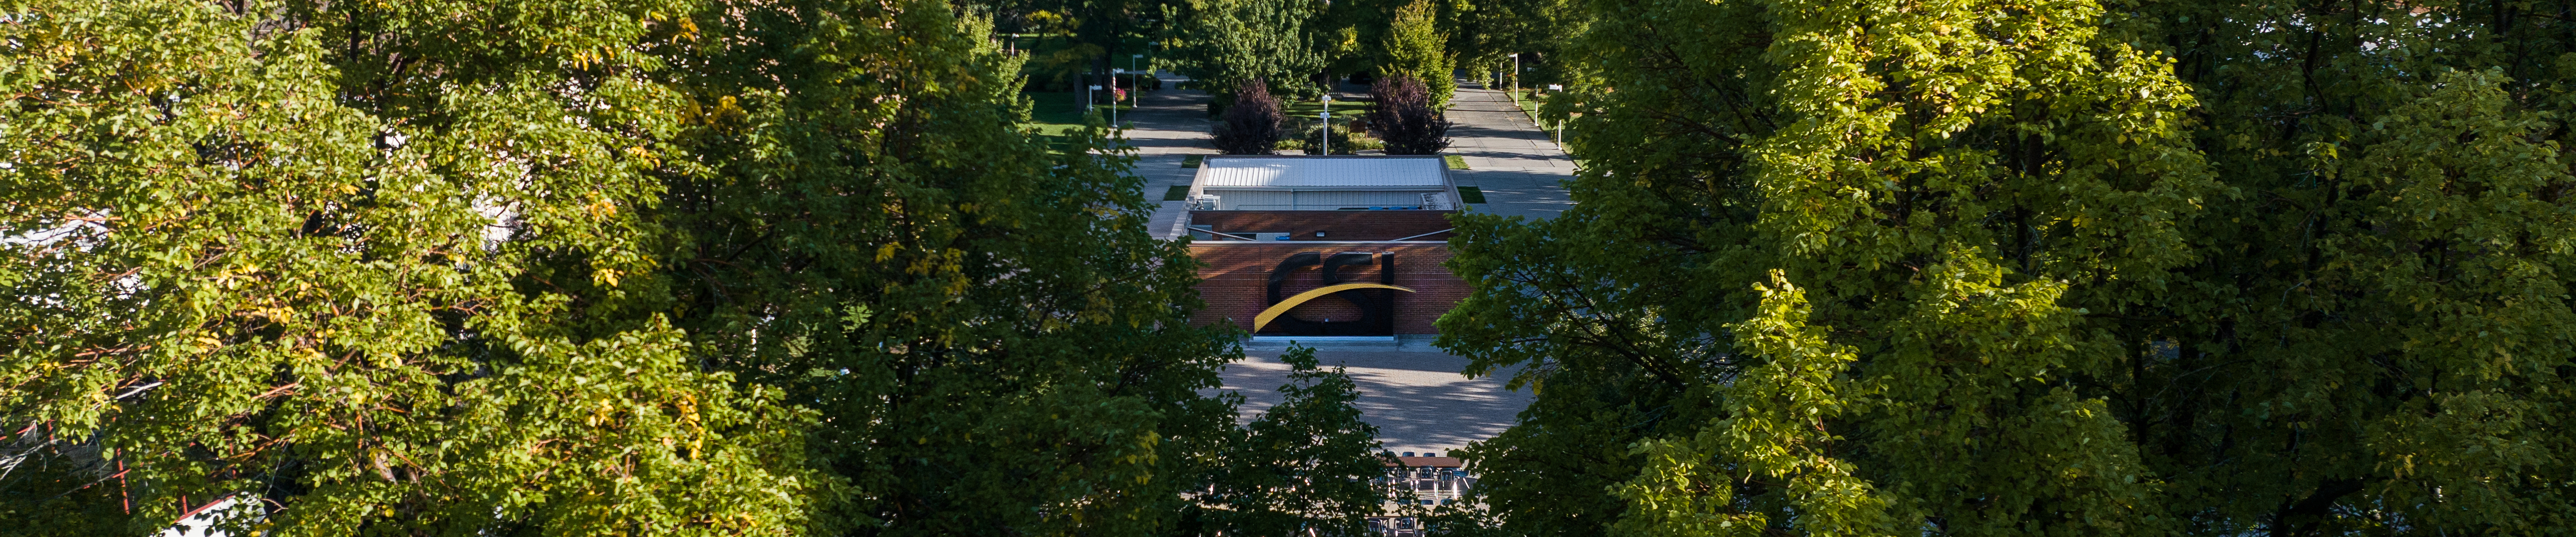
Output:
(1251, 283), (1417, 333)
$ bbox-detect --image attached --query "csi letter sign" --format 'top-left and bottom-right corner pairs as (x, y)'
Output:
(1253, 251), (1414, 335)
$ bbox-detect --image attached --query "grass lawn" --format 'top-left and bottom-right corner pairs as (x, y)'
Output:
(1457, 186), (1488, 204)
(1279, 98), (1371, 119)
(1024, 91), (1126, 133)
(1443, 154), (1467, 169)
(1021, 91), (1134, 152)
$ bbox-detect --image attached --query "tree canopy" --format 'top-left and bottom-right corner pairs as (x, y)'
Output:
(1437, 0), (2576, 534)
(18, 0), (2576, 534)
(1381, 0), (1455, 107)
(0, 1), (1388, 536)
(1167, 0), (1326, 101)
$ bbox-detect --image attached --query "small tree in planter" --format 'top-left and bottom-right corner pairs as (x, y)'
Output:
(1212, 80), (1286, 154)
(1367, 74), (1452, 155)
(1298, 121), (1383, 154)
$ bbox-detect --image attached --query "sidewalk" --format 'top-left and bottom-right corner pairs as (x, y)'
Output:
(1223, 341), (1533, 454)
(1115, 75), (1214, 240)
(1121, 75), (1219, 156)
(1443, 83), (1577, 221)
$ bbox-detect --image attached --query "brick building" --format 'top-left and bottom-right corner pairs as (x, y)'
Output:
(1179, 156), (1468, 341)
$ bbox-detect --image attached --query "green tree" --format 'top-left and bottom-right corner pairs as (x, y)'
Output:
(1441, 0), (2576, 533)
(1382, 0), (1454, 107)
(2121, 0), (2576, 531)
(1425, 364), (1685, 537)
(0, 1), (825, 535)
(654, 1), (1257, 535)
(963, 0), (1170, 93)
(1446, 0), (1581, 89)
(5, 1), (1397, 537)
(1169, 0), (1327, 104)
(1186, 346), (1391, 537)
(1438, 0), (2218, 533)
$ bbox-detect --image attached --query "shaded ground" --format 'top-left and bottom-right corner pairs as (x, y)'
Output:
(1443, 82), (1578, 221)
(1119, 74), (1213, 238)
(1219, 341), (1532, 454)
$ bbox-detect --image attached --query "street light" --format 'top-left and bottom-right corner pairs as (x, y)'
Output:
(1131, 53), (1145, 119)
(1320, 93), (1332, 155)
(1507, 53), (1519, 101)
(1109, 70), (1123, 127)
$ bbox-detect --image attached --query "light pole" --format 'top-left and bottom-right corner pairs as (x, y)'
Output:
(1320, 93), (1332, 155)
(1131, 54), (1145, 125)
(1508, 53), (1520, 102)
(1108, 70), (1122, 127)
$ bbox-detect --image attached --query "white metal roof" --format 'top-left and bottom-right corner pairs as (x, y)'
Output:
(1198, 156), (1448, 188)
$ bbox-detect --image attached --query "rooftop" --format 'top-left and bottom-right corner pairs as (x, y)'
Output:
(1199, 155), (1450, 189)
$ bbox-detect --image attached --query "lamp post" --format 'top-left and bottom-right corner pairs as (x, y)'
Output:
(1108, 69), (1123, 127)
(1507, 53), (1519, 102)
(1320, 93), (1332, 155)
(1131, 53), (1145, 121)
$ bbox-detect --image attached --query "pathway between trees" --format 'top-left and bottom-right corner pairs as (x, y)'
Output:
(1445, 82), (1578, 220)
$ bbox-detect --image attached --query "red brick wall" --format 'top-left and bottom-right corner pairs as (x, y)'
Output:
(1189, 210), (1457, 241)
(1189, 243), (1466, 335)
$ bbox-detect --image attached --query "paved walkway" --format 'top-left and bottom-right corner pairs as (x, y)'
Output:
(1221, 340), (1532, 454)
(1444, 83), (1578, 221)
(1116, 75), (1213, 240)
(1122, 75), (1222, 157)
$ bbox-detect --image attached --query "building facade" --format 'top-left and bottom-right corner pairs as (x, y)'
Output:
(1181, 156), (1468, 341)
(1180, 156), (1483, 536)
